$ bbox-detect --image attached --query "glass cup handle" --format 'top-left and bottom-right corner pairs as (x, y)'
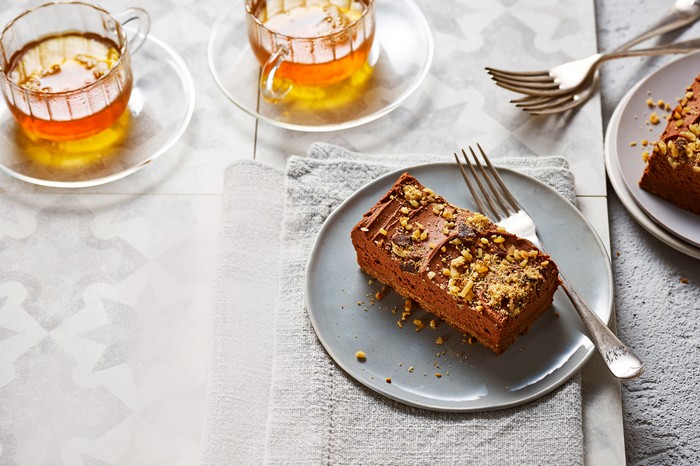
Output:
(115, 8), (151, 55)
(260, 46), (292, 102)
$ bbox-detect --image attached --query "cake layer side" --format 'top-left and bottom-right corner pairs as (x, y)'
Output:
(355, 245), (558, 354)
(640, 152), (700, 214)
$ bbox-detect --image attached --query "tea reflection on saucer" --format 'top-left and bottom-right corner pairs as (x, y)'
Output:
(277, 52), (378, 111)
(15, 110), (131, 170)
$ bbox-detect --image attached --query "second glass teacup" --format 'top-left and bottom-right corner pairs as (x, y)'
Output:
(0, 1), (150, 142)
(246, 0), (376, 102)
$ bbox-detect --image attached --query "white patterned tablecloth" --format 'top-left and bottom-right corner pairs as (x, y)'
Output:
(0, 0), (655, 464)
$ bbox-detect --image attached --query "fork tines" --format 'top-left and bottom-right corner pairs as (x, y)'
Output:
(453, 144), (521, 222)
(485, 67), (559, 93)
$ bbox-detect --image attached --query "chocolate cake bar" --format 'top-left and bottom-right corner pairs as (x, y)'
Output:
(351, 173), (560, 355)
(639, 75), (700, 214)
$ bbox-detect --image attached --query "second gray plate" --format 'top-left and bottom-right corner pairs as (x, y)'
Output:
(305, 162), (612, 411)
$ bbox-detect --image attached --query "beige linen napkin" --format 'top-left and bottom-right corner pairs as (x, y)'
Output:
(203, 143), (582, 465)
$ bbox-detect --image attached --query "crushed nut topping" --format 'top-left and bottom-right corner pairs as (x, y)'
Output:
(441, 244), (547, 316)
(403, 184), (423, 201)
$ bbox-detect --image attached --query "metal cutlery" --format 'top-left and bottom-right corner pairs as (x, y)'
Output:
(454, 144), (645, 379)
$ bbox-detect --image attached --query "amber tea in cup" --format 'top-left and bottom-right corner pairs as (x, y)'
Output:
(246, 0), (375, 102)
(0, 2), (150, 141)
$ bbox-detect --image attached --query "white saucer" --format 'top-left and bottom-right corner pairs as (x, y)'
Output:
(606, 51), (700, 251)
(207, 0), (433, 132)
(0, 32), (195, 188)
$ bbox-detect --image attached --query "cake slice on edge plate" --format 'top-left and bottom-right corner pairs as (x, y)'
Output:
(639, 75), (700, 214)
(350, 172), (560, 355)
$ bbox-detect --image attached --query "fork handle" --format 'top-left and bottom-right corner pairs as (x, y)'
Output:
(558, 275), (645, 379)
(602, 38), (700, 61)
(521, 38), (700, 100)
(615, 0), (700, 52)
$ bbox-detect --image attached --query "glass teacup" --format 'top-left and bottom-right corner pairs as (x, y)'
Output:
(0, 1), (150, 141)
(246, 0), (376, 102)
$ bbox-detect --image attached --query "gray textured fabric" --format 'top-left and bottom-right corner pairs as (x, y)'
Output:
(205, 143), (584, 465)
(202, 161), (285, 466)
(608, 195), (700, 466)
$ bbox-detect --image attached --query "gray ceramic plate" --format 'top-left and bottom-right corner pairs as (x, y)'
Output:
(305, 163), (613, 412)
(611, 51), (700, 249)
(605, 66), (700, 260)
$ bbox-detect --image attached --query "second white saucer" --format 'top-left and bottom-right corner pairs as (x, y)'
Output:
(208, 0), (434, 132)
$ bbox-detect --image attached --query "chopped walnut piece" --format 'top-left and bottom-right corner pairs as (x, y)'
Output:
(658, 140), (667, 155)
(459, 280), (474, 298)
(670, 140), (680, 158)
(451, 256), (466, 268)
(681, 131), (697, 142)
(403, 184), (423, 201)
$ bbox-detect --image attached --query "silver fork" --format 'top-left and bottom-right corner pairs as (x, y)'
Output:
(487, 39), (700, 97)
(509, 79), (598, 116)
(487, 0), (700, 114)
(454, 145), (644, 380)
